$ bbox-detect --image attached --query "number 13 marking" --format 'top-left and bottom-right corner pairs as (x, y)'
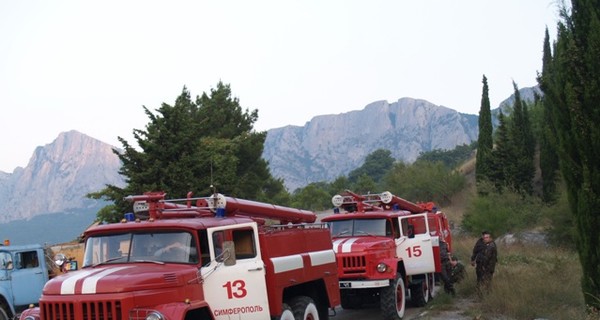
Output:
(223, 280), (248, 299)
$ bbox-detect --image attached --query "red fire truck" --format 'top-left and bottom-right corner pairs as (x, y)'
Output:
(321, 191), (452, 320)
(19, 192), (340, 320)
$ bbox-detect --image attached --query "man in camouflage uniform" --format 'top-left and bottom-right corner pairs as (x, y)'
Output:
(471, 231), (498, 296)
(439, 240), (455, 295)
(450, 256), (465, 284)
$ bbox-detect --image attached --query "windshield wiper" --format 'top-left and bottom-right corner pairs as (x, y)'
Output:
(90, 256), (126, 267)
(133, 259), (165, 265)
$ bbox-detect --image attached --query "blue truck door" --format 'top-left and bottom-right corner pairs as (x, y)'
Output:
(0, 251), (15, 308)
(11, 250), (46, 306)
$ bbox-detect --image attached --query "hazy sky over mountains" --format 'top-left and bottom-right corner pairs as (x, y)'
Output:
(0, 1), (560, 172)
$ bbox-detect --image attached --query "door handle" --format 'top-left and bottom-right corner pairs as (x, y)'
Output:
(422, 238), (431, 242)
(248, 267), (263, 272)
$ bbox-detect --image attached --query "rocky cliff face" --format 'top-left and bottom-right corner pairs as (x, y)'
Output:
(263, 98), (479, 191)
(0, 130), (124, 223)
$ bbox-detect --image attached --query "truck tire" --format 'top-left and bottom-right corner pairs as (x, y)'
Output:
(290, 296), (319, 320)
(0, 306), (9, 320)
(276, 303), (295, 320)
(428, 272), (437, 299)
(380, 273), (405, 320)
(410, 275), (429, 307)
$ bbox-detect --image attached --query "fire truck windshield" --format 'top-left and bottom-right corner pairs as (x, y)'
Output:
(328, 219), (389, 237)
(82, 231), (199, 267)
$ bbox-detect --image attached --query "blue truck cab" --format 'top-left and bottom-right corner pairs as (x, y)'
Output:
(0, 243), (50, 320)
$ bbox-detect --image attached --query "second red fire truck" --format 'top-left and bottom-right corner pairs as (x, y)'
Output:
(321, 190), (452, 320)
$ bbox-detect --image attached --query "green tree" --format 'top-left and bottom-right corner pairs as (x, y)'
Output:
(352, 174), (378, 195)
(507, 82), (535, 195)
(382, 160), (465, 205)
(537, 28), (561, 203)
(417, 143), (476, 169)
(543, 1), (600, 308)
(328, 176), (351, 195)
(488, 112), (510, 190)
(290, 183), (331, 211)
(90, 82), (285, 222)
(476, 75), (494, 183)
(348, 149), (395, 184)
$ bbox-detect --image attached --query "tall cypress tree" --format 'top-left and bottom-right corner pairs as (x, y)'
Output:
(545, 0), (600, 309)
(507, 83), (535, 195)
(489, 112), (510, 191)
(476, 75), (494, 185)
(538, 28), (560, 203)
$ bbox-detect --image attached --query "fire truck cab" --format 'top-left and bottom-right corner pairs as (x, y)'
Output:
(321, 191), (452, 320)
(20, 192), (340, 320)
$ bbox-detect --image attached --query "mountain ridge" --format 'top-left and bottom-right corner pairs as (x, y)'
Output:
(0, 88), (539, 244)
(264, 97), (479, 190)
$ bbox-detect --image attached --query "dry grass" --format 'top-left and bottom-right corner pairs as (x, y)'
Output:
(431, 236), (598, 320)
(424, 153), (600, 319)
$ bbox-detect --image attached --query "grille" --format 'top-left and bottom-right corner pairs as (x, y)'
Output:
(41, 301), (122, 320)
(341, 255), (366, 274)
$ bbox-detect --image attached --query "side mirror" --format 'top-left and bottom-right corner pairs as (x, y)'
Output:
(54, 254), (67, 267)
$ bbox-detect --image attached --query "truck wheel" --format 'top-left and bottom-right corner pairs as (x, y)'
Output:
(410, 275), (429, 307)
(380, 273), (405, 320)
(290, 296), (319, 320)
(277, 303), (295, 320)
(0, 306), (9, 320)
(428, 272), (437, 299)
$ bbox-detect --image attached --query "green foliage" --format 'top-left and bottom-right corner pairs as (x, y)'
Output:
(417, 143), (476, 169)
(545, 186), (577, 248)
(90, 82), (285, 222)
(537, 28), (561, 203)
(290, 183), (331, 211)
(291, 146), (468, 209)
(504, 83), (535, 195)
(487, 86), (536, 196)
(476, 75), (494, 183)
(487, 112), (507, 191)
(347, 149), (394, 184)
(382, 160), (465, 205)
(541, 0), (600, 308)
(328, 176), (351, 195)
(462, 182), (543, 237)
(352, 174), (377, 194)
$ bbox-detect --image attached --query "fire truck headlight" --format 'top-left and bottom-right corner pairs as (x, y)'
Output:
(145, 311), (165, 320)
(377, 263), (388, 273)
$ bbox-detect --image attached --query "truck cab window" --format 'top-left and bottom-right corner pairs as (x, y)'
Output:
(16, 251), (39, 269)
(233, 229), (256, 259)
(84, 231), (198, 266)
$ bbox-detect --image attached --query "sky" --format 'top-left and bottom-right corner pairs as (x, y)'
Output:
(0, 1), (562, 173)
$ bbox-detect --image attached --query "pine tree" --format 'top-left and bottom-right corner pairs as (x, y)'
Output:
(544, 0), (600, 308)
(476, 75), (494, 184)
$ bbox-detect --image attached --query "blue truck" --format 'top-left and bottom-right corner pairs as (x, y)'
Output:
(0, 243), (51, 320)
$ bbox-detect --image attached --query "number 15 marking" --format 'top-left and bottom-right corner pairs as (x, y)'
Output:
(405, 245), (422, 258)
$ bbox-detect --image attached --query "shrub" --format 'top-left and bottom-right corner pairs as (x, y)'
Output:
(461, 184), (542, 237)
